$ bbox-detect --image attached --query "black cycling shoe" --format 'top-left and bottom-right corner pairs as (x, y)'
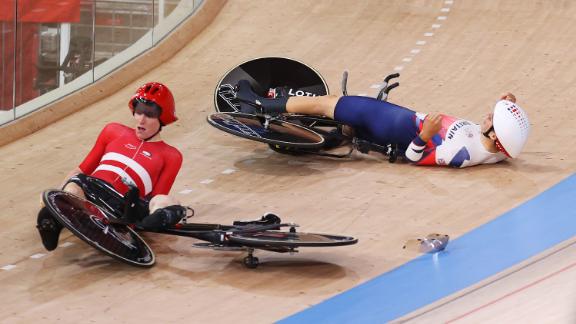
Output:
(138, 205), (187, 230)
(234, 80), (264, 114)
(235, 80), (288, 115)
(36, 207), (63, 251)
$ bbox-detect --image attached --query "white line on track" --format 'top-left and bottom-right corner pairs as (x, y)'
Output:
(200, 179), (214, 185)
(1, 265), (16, 271)
(369, 0), (452, 94)
(60, 242), (74, 248)
(179, 189), (194, 194)
(221, 168), (236, 175)
(30, 253), (46, 259)
(370, 84), (382, 89)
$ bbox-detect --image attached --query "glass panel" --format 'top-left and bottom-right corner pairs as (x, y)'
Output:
(1, 0), (204, 126)
(0, 0), (16, 124)
(14, 0), (95, 118)
(152, 0), (202, 45)
(93, 0), (154, 80)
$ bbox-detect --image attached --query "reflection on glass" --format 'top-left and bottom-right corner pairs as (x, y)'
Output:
(0, 0), (16, 122)
(95, 0), (154, 65)
(11, 0), (96, 119)
(34, 1), (94, 94)
(2, 0), (203, 126)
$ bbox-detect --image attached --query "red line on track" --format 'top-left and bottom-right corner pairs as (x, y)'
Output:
(446, 260), (576, 323)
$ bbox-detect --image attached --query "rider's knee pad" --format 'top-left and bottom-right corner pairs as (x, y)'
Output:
(139, 205), (186, 230)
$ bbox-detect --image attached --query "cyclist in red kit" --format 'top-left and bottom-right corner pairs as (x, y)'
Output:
(37, 82), (186, 251)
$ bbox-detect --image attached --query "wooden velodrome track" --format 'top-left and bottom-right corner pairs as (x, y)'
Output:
(1, 0), (575, 322)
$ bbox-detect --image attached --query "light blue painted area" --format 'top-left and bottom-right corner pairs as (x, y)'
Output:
(279, 173), (576, 323)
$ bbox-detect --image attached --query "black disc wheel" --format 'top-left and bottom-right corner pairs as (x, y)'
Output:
(214, 56), (329, 113)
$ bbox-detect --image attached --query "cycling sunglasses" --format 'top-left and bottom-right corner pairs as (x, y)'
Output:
(133, 98), (161, 119)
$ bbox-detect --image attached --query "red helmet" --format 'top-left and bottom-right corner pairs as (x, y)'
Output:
(129, 82), (177, 125)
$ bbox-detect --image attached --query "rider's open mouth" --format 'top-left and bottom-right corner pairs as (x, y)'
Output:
(137, 126), (146, 132)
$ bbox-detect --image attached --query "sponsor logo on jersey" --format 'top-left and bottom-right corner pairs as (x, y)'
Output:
(141, 150), (152, 159)
(125, 143), (137, 150)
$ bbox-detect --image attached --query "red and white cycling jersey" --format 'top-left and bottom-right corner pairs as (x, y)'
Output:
(79, 123), (182, 197)
(408, 113), (506, 168)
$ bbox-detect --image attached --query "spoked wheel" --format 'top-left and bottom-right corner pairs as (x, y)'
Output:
(214, 56), (329, 113)
(207, 112), (326, 149)
(42, 190), (155, 267)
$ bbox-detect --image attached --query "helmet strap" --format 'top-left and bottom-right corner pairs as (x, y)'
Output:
(482, 125), (494, 139)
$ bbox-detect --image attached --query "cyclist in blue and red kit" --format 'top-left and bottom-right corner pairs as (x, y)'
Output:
(234, 80), (530, 167)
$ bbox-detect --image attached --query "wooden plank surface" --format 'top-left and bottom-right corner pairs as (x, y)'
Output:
(1, 0), (574, 322)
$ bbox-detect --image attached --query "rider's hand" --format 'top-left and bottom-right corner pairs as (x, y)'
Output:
(500, 92), (516, 103)
(420, 113), (443, 142)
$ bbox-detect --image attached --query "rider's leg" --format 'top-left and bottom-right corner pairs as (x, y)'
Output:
(138, 195), (187, 230)
(148, 194), (180, 212)
(331, 96), (419, 148)
(235, 80), (289, 114)
(62, 182), (87, 199)
(285, 95), (340, 119)
(236, 80), (341, 117)
(37, 181), (85, 251)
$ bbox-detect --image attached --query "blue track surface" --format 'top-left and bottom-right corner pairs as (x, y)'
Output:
(279, 173), (576, 323)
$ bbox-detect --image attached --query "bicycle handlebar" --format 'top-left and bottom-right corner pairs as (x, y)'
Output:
(384, 73), (400, 83)
(341, 70), (349, 96)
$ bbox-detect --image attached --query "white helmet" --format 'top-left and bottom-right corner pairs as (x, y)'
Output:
(492, 100), (530, 158)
